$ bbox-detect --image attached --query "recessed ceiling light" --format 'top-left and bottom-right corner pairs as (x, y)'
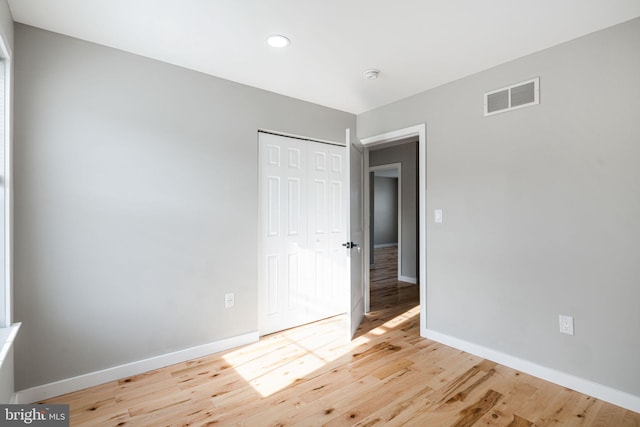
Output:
(363, 69), (380, 80)
(267, 34), (290, 48)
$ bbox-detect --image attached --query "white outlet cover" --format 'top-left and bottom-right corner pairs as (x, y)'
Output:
(559, 314), (574, 336)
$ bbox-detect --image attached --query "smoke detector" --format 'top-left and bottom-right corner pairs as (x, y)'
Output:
(363, 69), (380, 80)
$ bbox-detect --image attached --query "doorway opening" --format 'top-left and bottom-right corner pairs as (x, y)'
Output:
(368, 147), (418, 314)
(361, 124), (427, 337)
(369, 164), (401, 276)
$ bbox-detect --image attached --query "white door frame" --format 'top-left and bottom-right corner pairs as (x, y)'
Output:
(368, 163), (405, 285)
(361, 124), (427, 337)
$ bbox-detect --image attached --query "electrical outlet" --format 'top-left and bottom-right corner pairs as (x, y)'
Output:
(225, 293), (235, 308)
(559, 315), (574, 336)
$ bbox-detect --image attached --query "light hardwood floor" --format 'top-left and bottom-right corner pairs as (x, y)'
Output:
(43, 246), (639, 426)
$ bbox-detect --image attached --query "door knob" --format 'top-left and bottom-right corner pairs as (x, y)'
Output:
(342, 241), (359, 249)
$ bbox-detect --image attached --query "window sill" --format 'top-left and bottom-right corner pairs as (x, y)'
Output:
(0, 323), (21, 368)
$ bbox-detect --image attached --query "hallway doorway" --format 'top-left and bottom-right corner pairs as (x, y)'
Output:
(367, 141), (419, 314)
(361, 124), (427, 337)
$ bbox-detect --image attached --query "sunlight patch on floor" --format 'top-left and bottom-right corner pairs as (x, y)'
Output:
(366, 305), (420, 336)
(223, 306), (419, 397)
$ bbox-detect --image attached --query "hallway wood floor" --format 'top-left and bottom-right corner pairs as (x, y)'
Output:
(43, 247), (639, 426)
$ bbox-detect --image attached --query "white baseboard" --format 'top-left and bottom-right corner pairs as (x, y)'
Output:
(0, 323), (21, 368)
(15, 331), (259, 404)
(398, 275), (417, 284)
(424, 329), (640, 414)
(373, 243), (398, 249)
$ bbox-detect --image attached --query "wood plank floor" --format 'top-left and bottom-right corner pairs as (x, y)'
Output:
(43, 246), (639, 426)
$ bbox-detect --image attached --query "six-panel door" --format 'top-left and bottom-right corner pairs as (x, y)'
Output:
(259, 132), (347, 335)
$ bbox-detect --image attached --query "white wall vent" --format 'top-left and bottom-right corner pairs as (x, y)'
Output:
(484, 77), (539, 116)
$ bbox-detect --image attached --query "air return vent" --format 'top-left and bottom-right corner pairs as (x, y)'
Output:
(484, 77), (539, 116)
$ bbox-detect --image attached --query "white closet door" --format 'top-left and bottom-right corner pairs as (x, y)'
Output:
(308, 142), (347, 322)
(259, 133), (347, 335)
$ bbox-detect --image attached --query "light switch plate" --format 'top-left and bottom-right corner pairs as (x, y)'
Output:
(434, 209), (443, 223)
(225, 293), (235, 308)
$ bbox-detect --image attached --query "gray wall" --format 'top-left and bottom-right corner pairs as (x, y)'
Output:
(369, 143), (418, 279)
(373, 176), (398, 246)
(13, 24), (355, 390)
(358, 17), (640, 396)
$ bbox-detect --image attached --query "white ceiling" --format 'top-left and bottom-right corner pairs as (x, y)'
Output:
(8, 0), (640, 114)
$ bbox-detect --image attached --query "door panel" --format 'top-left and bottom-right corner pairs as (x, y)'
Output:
(347, 129), (365, 338)
(309, 141), (347, 321)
